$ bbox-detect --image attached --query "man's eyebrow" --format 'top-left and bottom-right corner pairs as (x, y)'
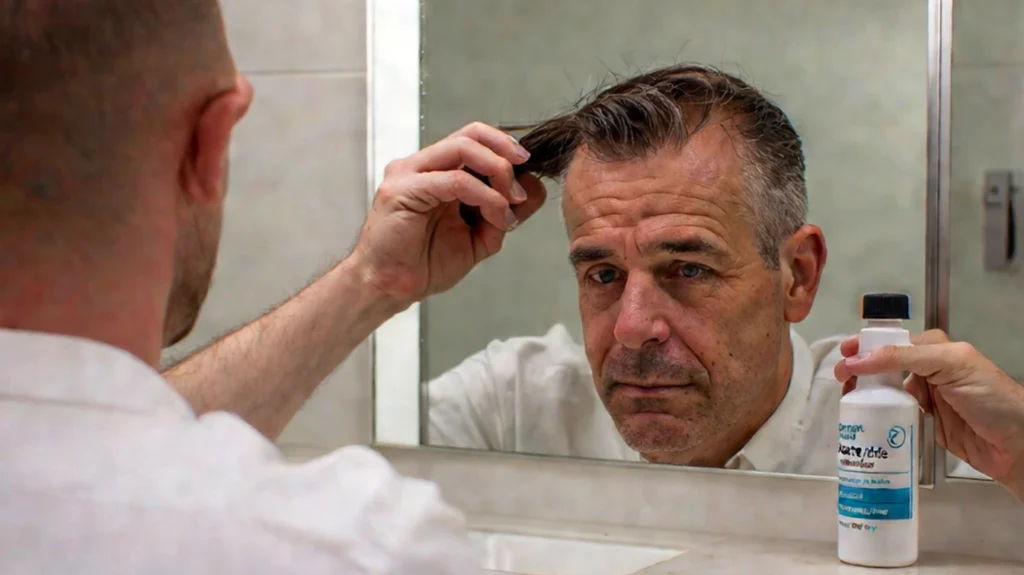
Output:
(568, 246), (614, 267)
(568, 239), (729, 267)
(649, 239), (729, 260)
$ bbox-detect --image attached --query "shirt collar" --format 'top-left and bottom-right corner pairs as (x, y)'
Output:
(0, 328), (192, 417)
(725, 327), (815, 472)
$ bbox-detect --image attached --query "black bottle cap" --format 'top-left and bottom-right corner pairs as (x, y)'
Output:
(862, 292), (911, 320)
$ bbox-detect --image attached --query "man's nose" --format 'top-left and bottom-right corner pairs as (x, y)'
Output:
(612, 273), (670, 350)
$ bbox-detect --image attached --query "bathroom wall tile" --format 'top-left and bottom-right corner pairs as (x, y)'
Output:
(952, 0), (1024, 67)
(221, 0), (366, 73)
(947, 66), (1024, 376)
(163, 73), (371, 447)
(278, 379), (372, 450)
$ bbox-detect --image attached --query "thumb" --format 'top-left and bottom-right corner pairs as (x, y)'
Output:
(510, 173), (547, 224)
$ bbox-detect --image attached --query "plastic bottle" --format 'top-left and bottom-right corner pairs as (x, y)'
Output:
(837, 293), (919, 567)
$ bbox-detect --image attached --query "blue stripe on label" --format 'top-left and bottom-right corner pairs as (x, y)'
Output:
(910, 425), (914, 518)
(838, 486), (912, 505)
(837, 501), (912, 521)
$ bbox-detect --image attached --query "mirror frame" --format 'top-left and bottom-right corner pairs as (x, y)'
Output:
(368, 0), (985, 489)
(368, 0), (422, 446)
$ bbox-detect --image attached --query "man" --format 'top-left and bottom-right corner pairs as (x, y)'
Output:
(426, 65), (844, 475)
(0, 1), (544, 572)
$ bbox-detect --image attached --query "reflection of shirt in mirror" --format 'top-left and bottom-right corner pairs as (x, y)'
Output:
(427, 324), (850, 476)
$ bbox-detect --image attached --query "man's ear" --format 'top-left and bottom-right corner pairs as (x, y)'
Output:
(779, 224), (827, 323)
(181, 74), (253, 205)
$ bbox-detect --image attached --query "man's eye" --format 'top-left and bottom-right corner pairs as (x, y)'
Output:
(678, 263), (706, 279)
(588, 269), (619, 285)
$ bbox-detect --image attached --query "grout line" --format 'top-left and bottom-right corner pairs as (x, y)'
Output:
(242, 69), (366, 78)
(952, 61), (1024, 70)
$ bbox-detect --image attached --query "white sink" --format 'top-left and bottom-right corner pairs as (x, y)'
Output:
(468, 530), (685, 575)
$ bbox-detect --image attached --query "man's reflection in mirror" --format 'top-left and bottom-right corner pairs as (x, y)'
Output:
(425, 65), (852, 475)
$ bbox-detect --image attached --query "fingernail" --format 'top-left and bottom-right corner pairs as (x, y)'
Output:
(504, 207), (519, 230)
(509, 134), (530, 161)
(511, 180), (528, 203)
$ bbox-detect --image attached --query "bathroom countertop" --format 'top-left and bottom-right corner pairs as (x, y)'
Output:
(476, 534), (1024, 574)
(634, 536), (1024, 574)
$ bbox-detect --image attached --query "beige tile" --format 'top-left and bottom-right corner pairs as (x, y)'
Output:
(279, 367), (373, 448)
(221, 0), (366, 73)
(953, 0), (1024, 67)
(947, 66), (1024, 377)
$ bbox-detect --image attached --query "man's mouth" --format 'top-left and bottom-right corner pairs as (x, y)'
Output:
(610, 382), (693, 398)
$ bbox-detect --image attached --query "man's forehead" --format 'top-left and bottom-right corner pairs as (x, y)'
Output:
(560, 124), (745, 230)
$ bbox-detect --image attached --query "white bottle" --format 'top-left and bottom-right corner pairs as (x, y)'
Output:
(837, 293), (919, 567)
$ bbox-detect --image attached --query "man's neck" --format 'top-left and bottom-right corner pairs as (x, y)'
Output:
(0, 262), (169, 367)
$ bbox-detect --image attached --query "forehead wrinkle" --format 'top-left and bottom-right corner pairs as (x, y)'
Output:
(566, 190), (736, 241)
(634, 214), (733, 250)
(561, 128), (753, 247)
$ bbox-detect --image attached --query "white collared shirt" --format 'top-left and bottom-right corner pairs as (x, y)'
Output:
(0, 329), (477, 575)
(426, 324), (848, 476)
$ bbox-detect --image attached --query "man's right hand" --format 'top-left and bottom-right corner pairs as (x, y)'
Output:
(351, 122), (547, 307)
(835, 330), (1024, 499)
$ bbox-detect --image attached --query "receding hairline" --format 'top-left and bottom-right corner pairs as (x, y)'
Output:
(511, 64), (808, 266)
(557, 124), (760, 247)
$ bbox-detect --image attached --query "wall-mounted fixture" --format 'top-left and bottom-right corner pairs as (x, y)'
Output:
(983, 170), (1019, 271)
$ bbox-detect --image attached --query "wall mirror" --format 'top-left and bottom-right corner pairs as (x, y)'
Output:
(371, 0), (960, 485)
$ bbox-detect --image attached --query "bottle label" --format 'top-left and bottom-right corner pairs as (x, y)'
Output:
(837, 417), (914, 523)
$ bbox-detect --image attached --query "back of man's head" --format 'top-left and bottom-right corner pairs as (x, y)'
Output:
(0, 0), (234, 226)
(0, 1), (246, 363)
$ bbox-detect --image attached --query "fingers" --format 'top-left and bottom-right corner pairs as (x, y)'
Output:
(835, 359), (855, 388)
(836, 329), (953, 384)
(841, 378), (856, 396)
(837, 367), (933, 414)
(510, 173), (547, 222)
(410, 136), (523, 202)
(380, 170), (516, 232)
(406, 122), (529, 174)
(839, 336), (859, 358)
(912, 329), (951, 346)
(378, 122), (544, 243)
(843, 341), (980, 383)
(450, 122), (532, 166)
(469, 173), (549, 259)
(838, 329), (950, 359)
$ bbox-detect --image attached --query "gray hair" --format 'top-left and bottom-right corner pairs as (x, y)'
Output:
(510, 64), (808, 268)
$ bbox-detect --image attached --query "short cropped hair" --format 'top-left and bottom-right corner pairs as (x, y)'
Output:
(0, 0), (231, 207)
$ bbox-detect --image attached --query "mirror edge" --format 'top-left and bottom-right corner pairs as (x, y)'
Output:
(369, 0), (422, 447)
(925, 0), (949, 486)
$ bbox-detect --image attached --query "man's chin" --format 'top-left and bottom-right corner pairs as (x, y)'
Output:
(615, 412), (697, 455)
